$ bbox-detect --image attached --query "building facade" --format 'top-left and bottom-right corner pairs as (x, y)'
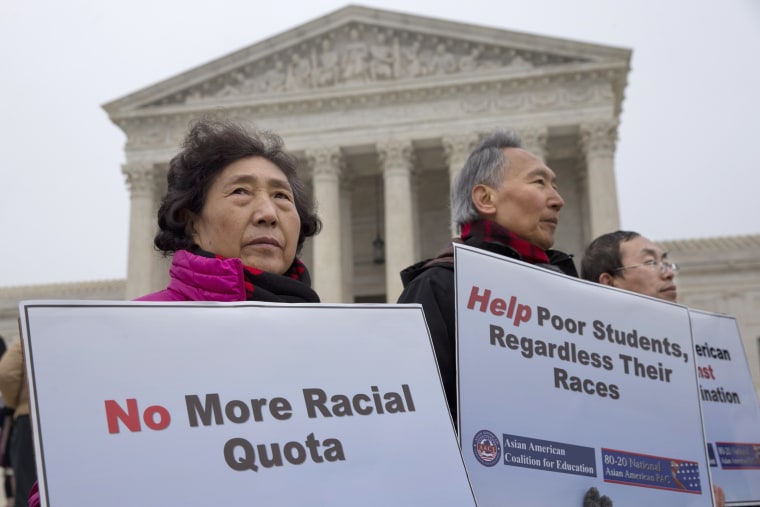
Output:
(102, 5), (630, 302)
(1, 6), (758, 393)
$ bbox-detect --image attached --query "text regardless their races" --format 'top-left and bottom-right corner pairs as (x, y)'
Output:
(465, 285), (694, 400)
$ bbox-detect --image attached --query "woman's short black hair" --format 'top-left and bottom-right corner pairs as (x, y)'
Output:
(154, 118), (321, 255)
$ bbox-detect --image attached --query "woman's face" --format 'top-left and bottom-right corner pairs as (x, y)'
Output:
(188, 156), (301, 275)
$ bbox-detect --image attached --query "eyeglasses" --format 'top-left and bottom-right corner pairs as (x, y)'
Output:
(615, 259), (680, 275)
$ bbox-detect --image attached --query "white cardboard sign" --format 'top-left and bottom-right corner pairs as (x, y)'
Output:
(455, 243), (713, 507)
(690, 309), (760, 506)
(19, 301), (476, 507)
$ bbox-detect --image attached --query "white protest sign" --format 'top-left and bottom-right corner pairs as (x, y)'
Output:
(454, 243), (713, 507)
(690, 309), (760, 506)
(20, 301), (476, 507)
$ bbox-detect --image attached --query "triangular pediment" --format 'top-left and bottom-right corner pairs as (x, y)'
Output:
(104, 5), (630, 116)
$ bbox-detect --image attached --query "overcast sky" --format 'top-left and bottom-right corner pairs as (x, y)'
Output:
(1, 0), (759, 287)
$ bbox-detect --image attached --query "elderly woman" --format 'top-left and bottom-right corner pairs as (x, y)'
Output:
(137, 118), (321, 303)
(26, 120), (321, 507)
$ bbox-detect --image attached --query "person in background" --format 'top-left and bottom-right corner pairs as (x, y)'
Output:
(137, 117), (321, 303)
(0, 336), (13, 507)
(581, 230), (678, 302)
(581, 230), (725, 507)
(397, 128), (576, 423)
(0, 340), (36, 507)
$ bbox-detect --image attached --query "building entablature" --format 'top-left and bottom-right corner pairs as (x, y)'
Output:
(661, 235), (760, 275)
(0, 279), (125, 303)
(116, 74), (623, 166)
(110, 62), (627, 123)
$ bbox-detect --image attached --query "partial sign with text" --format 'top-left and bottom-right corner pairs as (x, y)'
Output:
(454, 243), (714, 507)
(690, 310), (760, 505)
(20, 302), (476, 507)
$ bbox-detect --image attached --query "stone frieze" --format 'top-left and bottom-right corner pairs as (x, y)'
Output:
(143, 22), (587, 108)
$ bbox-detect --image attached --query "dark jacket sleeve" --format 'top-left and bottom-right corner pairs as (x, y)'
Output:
(397, 266), (458, 422)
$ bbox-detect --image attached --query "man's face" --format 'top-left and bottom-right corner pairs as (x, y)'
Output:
(611, 236), (678, 302)
(487, 148), (564, 250)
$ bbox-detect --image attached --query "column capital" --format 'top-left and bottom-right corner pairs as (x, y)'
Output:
(518, 126), (548, 159)
(304, 146), (344, 179)
(579, 121), (618, 158)
(307, 146), (345, 303)
(377, 139), (415, 173)
(121, 161), (157, 197)
(441, 133), (480, 167)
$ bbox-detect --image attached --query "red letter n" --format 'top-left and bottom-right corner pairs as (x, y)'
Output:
(105, 399), (141, 434)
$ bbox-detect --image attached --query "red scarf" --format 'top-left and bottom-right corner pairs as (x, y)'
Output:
(461, 219), (550, 264)
(194, 248), (319, 303)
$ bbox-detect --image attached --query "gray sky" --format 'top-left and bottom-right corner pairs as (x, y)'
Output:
(2, 0), (759, 287)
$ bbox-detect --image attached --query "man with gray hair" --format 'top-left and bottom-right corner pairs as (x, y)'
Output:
(397, 129), (577, 422)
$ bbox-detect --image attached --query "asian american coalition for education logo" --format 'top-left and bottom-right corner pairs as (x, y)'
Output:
(473, 430), (501, 466)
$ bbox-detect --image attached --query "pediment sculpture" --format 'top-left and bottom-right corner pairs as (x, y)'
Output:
(145, 22), (587, 108)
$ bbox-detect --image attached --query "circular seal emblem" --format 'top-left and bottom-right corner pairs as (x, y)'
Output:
(472, 429), (501, 467)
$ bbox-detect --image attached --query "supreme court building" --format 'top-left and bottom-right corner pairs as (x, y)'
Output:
(106, 5), (630, 303)
(2, 6), (759, 392)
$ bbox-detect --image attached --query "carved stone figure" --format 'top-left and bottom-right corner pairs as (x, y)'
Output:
(369, 33), (394, 81)
(509, 55), (534, 70)
(342, 28), (369, 83)
(285, 53), (312, 91)
(428, 43), (457, 75)
(261, 59), (286, 92)
(184, 89), (204, 103)
(215, 70), (247, 97)
(401, 40), (422, 79)
(314, 38), (340, 87)
(458, 46), (483, 72)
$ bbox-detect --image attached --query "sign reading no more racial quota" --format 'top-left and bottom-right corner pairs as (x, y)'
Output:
(20, 301), (476, 507)
(454, 243), (714, 507)
(690, 309), (760, 506)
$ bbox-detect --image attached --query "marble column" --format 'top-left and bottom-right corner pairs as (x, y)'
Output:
(340, 176), (355, 303)
(443, 133), (480, 235)
(122, 161), (158, 300)
(377, 139), (416, 302)
(306, 147), (344, 303)
(580, 121), (621, 241)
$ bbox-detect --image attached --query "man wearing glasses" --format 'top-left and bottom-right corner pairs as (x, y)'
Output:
(580, 230), (678, 302)
(580, 230), (726, 507)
